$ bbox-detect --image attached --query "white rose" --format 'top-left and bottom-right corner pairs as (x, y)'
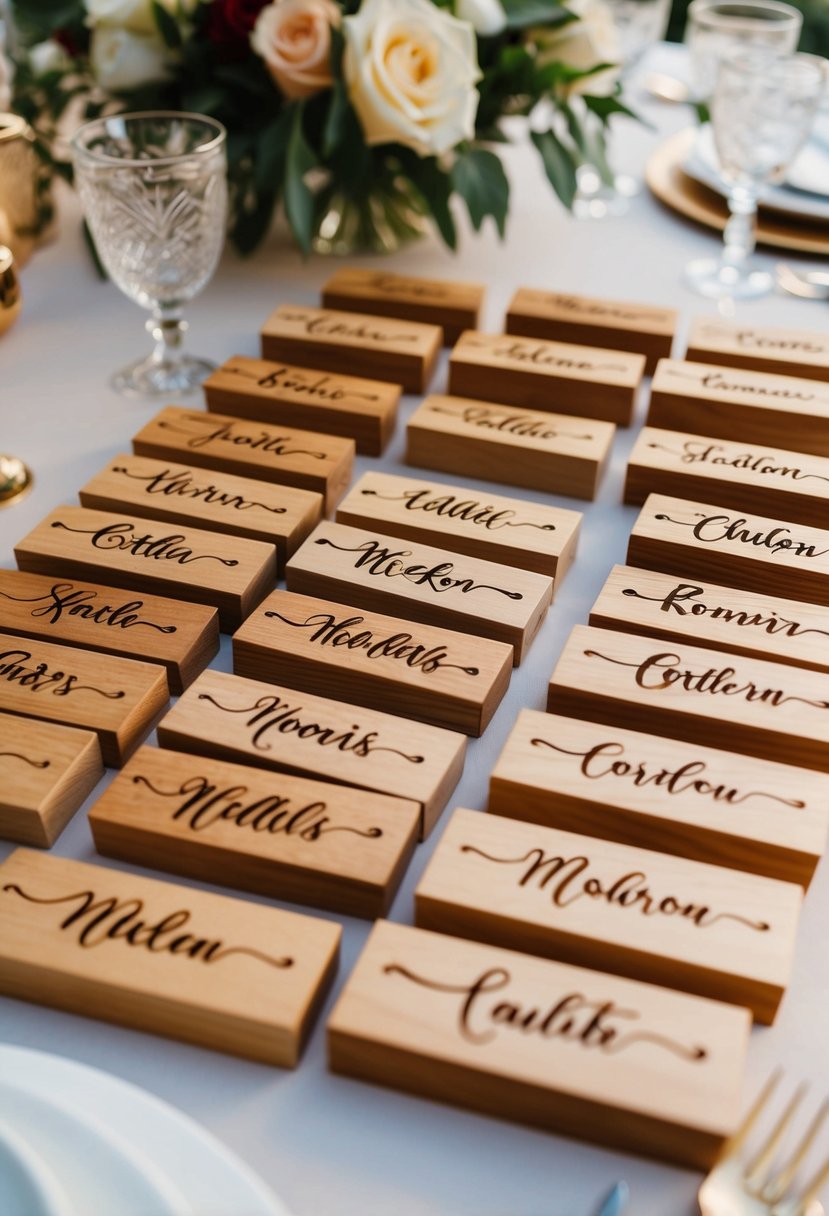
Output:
(90, 26), (171, 91)
(456, 0), (506, 36)
(84, 0), (199, 35)
(533, 0), (621, 96)
(343, 0), (482, 157)
(29, 40), (72, 76)
(0, 36), (12, 112)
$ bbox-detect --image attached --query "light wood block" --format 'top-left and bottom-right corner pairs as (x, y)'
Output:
(14, 506), (276, 633)
(406, 395), (615, 501)
(89, 746), (419, 919)
(0, 634), (168, 766)
(590, 565), (829, 676)
(321, 267), (484, 345)
(285, 521), (552, 665)
(0, 716), (103, 848)
(261, 304), (441, 394)
(336, 471), (581, 583)
(648, 359), (829, 458)
(327, 919), (750, 1169)
(80, 452), (321, 567)
(448, 331), (645, 425)
(0, 848), (340, 1066)
(157, 670), (466, 839)
(203, 354), (400, 456)
(0, 568), (218, 695)
(547, 624), (829, 774)
(415, 808), (801, 1023)
(132, 405), (353, 513)
(625, 427), (829, 529)
(506, 288), (676, 374)
(686, 318), (829, 382)
(627, 494), (829, 608)
(232, 589), (512, 738)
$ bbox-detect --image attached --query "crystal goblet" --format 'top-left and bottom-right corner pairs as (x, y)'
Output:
(686, 0), (803, 103)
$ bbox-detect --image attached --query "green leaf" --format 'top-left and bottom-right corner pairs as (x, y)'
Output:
(284, 104), (318, 257)
(409, 159), (457, 250)
(253, 110), (291, 197)
(152, 1), (182, 49)
(582, 93), (641, 125)
(502, 0), (574, 30)
(322, 82), (350, 159)
(530, 128), (579, 209)
(450, 148), (509, 237)
(232, 192), (278, 256)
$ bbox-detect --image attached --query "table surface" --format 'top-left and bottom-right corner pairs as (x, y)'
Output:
(2, 43), (828, 1216)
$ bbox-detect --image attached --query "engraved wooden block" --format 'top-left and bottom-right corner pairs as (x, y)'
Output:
(261, 304), (442, 394)
(415, 808), (801, 1023)
(627, 494), (829, 608)
(0, 569), (218, 695)
(203, 354), (400, 456)
(648, 359), (829, 459)
(686, 318), (829, 382)
(0, 848), (340, 1066)
(506, 288), (676, 375)
(132, 406), (353, 512)
(327, 919), (750, 1169)
(285, 521), (553, 665)
(321, 268), (485, 345)
(157, 669), (466, 839)
(0, 716), (103, 848)
(406, 395), (615, 502)
(80, 452), (321, 566)
(0, 634), (168, 766)
(546, 624), (829, 774)
(448, 331), (645, 426)
(89, 746), (419, 919)
(590, 565), (829, 677)
(14, 506), (276, 633)
(335, 471), (581, 582)
(232, 589), (512, 737)
(624, 427), (829, 529)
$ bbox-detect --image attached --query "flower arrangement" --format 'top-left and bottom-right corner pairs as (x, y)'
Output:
(5, 0), (632, 255)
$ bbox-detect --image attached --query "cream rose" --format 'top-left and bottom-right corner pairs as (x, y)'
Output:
(251, 0), (340, 101)
(456, 0), (507, 37)
(0, 26), (12, 112)
(90, 26), (171, 91)
(533, 0), (621, 97)
(343, 0), (482, 157)
(84, 0), (199, 36)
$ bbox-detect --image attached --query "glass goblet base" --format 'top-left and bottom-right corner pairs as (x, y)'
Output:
(684, 256), (774, 300)
(111, 352), (216, 398)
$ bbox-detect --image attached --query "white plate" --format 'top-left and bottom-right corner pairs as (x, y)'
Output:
(0, 1046), (292, 1216)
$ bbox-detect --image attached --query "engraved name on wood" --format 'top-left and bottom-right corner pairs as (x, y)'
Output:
(686, 318), (829, 383)
(0, 717), (103, 848)
(321, 267), (485, 345)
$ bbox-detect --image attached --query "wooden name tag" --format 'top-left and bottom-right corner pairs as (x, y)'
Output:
(335, 471), (581, 583)
(448, 331), (645, 426)
(686, 318), (829, 383)
(0, 849), (340, 1066)
(547, 624), (829, 774)
(406, 395), (615, 501)
(285, 521), (553, 665)
(624, 427), (829, 529)
(132, 406), (353, 513)
(203, 354), (400, 456)
(232, 589), (512, 738)
(415, 808), (801, 1023)
(15, 506), (276, 633)
(321, 267), (484, 345)
(0, 717), (103, 848)
(648, 359), (829, 459)
(89, 747), (419, 919)
(0, 568), (218, 695)
(489, 709), (829, 889)
(261, 304), (441, 394)
(327, 919), (750, 1168)
(627, 494), (829, 608)
(156, 670), (466, 839)
(506, 288), (676, 375)
(80, 452), (321, 566)
(590, 565), (829, 677)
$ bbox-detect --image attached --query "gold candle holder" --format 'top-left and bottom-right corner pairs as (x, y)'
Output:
(0, 113), (54, 267)
(0, 242), (32, 504)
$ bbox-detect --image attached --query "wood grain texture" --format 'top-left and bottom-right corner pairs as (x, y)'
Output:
(0, 848), (340, 1066)
(156, 669), (466, 839)
(335, 470), (581, 582)
(88, 746), (419, 919)
(0, 715), (103, 847)
(203, 354), (400, 456)
(327, 919), (750, 1169)
(232, 588), (512, 737)
(0, 568), (218, 695)
(406, 395), (615, 501)
(285, 521), (552, 665)
(415, 808), (801, 1023)
(14, 506), (277, 632)
(686, 317), (829, 382)
(321, 268), (485, 345)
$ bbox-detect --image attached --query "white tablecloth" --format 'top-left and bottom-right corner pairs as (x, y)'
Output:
(2, 43), (828, 1216)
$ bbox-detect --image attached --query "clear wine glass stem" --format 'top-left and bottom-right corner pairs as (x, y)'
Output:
(722, 183), (759, 267)
(147, 305), (188, 368)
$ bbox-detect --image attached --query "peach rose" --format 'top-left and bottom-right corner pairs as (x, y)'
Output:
(251, 0), (340, 100)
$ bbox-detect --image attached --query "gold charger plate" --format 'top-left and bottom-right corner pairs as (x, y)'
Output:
(646, 128), (829, 256)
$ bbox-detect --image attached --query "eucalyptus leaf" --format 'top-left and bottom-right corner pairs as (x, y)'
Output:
(152, 1), (182, 49)
(284, 104), (318, 257)
(531, 128), (579, 209)
(450, 148), (509, 237)
(502, 0), (574, 30)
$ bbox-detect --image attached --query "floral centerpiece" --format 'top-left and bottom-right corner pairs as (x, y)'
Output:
(3, 0), (630, 255)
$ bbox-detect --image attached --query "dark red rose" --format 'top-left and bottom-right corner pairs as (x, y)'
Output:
(207, 0), (270, 46)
